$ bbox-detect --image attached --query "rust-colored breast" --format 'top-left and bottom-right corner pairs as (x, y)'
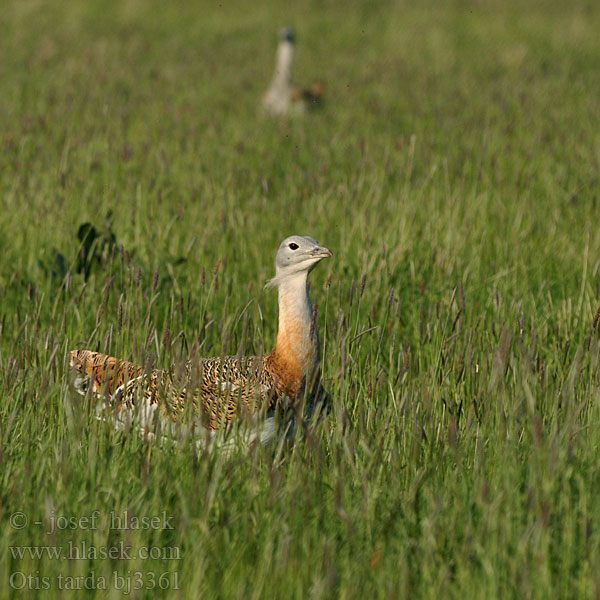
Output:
(265, 346), (305, 402)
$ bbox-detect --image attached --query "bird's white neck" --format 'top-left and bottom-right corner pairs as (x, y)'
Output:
(270, 41), (293, 90)
(270, 271), (319, 380)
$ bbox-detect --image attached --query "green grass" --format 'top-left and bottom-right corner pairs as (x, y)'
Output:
(2, 0), (600, 597)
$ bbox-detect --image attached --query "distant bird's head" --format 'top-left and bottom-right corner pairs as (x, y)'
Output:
(268, 235), (332, 286)
(279, 27), (296, 44)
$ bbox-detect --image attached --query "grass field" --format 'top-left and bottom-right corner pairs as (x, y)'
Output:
(2, 0), (600, 597)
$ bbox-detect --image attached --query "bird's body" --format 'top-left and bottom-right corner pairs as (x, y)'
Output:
(69, 236), (332, 446)
(262, 28), (324, 116)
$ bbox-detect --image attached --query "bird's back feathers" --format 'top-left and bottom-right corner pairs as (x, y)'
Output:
(68, 348), (304, 432)
(291, 82), (325, 105)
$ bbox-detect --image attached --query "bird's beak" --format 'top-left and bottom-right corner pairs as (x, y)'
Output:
(311, 245), (332, 259)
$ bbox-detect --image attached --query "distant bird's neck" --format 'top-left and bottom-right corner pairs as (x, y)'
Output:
(269, 271), (320, 394)
(271, 41), (293, 89)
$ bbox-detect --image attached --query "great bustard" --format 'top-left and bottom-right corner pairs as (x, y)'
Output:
(69, 236), (332, 446)
(262, 28), (324, 116)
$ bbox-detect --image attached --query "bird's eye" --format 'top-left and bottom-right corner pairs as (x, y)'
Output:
(289, 243), (299, 250)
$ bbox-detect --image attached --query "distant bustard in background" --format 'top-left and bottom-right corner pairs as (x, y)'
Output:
(69, 236), (332, 445)
(262, 28), (324, 116)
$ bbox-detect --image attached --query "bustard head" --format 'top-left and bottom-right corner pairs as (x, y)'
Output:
(268, 235), (332, 286)
(279, 28), (296, 44)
